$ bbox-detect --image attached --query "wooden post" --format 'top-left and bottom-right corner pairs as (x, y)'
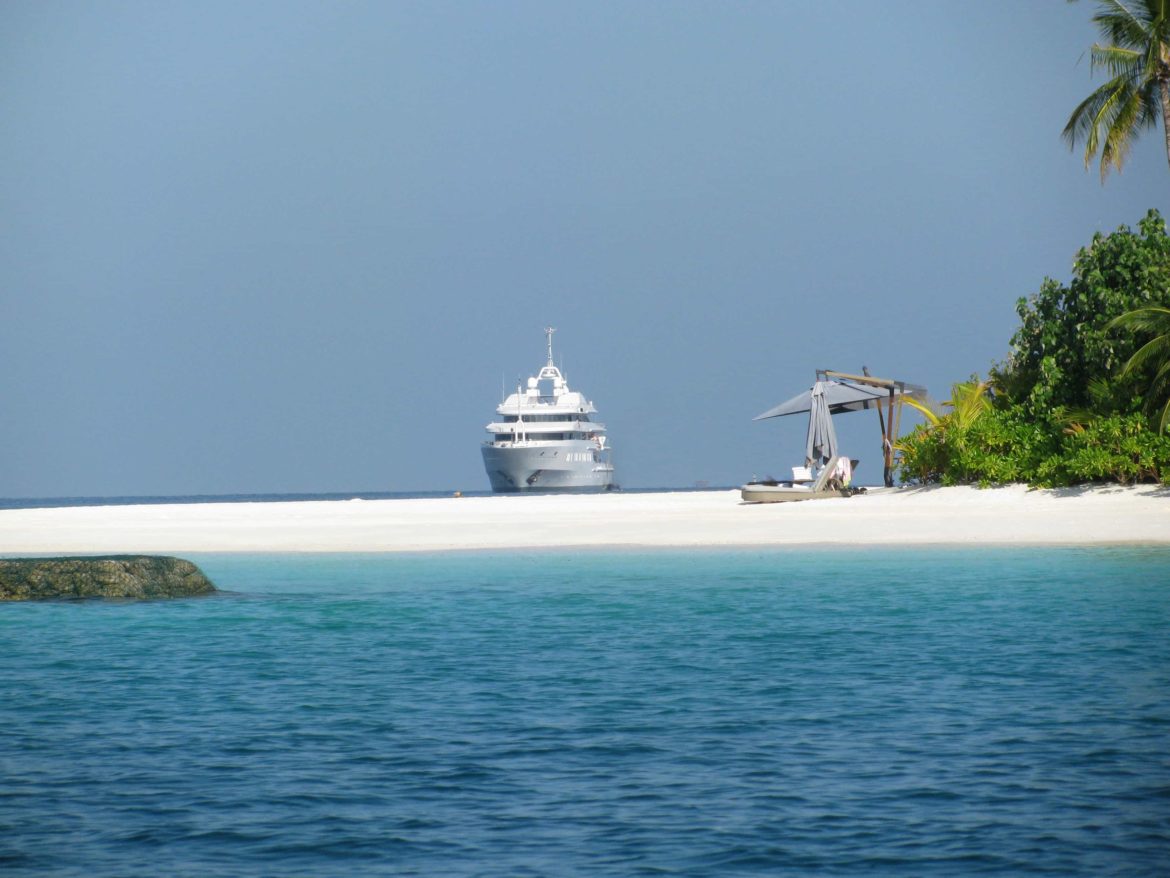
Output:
(824, 369), (925, 488)
(883, 388), (895, 487)
(891, 382), (906, 486)
(863, 367), (889, 488)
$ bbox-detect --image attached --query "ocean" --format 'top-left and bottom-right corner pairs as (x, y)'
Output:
(0, 487), (724, 511)
(2, 547), (1168, 876)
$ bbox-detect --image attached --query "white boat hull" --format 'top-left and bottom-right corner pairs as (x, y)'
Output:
(482, 444), (616, 493)
(740, 483), (848, 503)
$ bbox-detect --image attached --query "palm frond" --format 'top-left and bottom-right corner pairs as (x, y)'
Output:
(900, 395), (941, 426)
(1064, 77), (1121, 141)
(1067, 0), (1168, 178)
(1152, 355), (1170, 432)
(1151, 356), (1170, 389)
(1101, 82), (1157, 173)
(1108, 303), (1170, 427)
(1087, 76), (1137, 169)
(1090, 42), (1143, 75)
(1087, 376), (1117, 408)
(1063, 78), (1129, 158)
(1093, 1), (1156, 48)
(1054, 405), (1100, 430)
(1136, 29), (1168, 82)
(1121, 332), (1170, 375)
(1146, 355), (1170, 430)
(1108, 305), (1170, 332)
(946, 380), (992, 428)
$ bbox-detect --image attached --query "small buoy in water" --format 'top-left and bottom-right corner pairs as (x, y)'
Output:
(453, 490), (462, 497)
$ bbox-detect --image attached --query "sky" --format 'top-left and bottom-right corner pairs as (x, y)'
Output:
(1, 1), (1165, 497)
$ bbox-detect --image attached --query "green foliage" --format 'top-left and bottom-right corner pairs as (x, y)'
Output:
(1108, 305), (1170, 431)
(898, 210), (1170, 488)
(1063, 0), (1170, 179)
(898, 405), (1170, 488)
(993, 210), (1170, 418)
(1045, 414), (1170, 485)
(897, 397), (1055, 487)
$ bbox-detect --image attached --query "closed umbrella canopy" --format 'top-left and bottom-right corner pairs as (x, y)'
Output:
(753, 380), (891, 420)
(804, 381), (838, 466)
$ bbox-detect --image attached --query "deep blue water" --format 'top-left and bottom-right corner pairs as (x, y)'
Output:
(2, 548), (1169, 876)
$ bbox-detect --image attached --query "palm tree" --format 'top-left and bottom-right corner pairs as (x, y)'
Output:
(1109, 306), (1170, 430)
(1063, 0), (1170, 179)
(900, 379), (992, 430)
(895, 380), (993, 485)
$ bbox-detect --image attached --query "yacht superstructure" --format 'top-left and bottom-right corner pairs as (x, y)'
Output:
(481, 328), (617, 493)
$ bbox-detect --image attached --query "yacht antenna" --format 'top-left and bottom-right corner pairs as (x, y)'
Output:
(544, 326), (556, 368)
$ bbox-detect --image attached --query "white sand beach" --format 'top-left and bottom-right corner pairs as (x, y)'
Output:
(0, 485), (1167, 554)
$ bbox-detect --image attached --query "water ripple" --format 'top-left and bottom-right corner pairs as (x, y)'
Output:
(2, 548), (1168, 875)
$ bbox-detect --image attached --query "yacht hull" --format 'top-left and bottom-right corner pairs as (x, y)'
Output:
(482, 444), (616, 493)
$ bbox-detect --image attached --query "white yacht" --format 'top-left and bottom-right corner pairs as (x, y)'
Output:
(482, 328), (617, 493)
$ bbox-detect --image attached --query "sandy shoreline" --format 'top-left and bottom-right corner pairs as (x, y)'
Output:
(0, 485), (1167, 554)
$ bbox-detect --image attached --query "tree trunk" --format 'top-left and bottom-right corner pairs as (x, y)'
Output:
(1162, 42), (1170, 177)
(1162, 77), (1170, 177)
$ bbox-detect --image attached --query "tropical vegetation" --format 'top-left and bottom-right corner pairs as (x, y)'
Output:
(1108, 305), (1170, 430)
(1063, 0), (1170, 179)
(897, 210), (1170, 487)
(993, 209), (1170, 418)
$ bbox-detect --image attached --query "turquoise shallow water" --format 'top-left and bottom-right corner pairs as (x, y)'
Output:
(2, 548), (1169, 876)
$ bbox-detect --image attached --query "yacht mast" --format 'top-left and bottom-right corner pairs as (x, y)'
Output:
(544, 326), (556, 368)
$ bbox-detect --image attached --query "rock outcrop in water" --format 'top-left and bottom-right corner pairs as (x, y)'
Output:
(0, 556), (217, 601)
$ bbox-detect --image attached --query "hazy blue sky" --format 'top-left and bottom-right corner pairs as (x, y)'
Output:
(1, 1), (1165, 496)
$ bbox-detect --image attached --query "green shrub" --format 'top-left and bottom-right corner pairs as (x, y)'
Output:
(898, 405), (1054, 487)
(898, 408), (1170, 487)
(1039, 414), (1170, 487)
(900, 211), (1170, 489)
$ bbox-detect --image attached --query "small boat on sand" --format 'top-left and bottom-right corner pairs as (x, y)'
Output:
(740, 457), (858, 503)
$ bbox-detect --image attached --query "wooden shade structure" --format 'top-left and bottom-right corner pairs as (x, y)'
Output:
(754, 369), (927, 488)
(821, 369), (926, 487)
